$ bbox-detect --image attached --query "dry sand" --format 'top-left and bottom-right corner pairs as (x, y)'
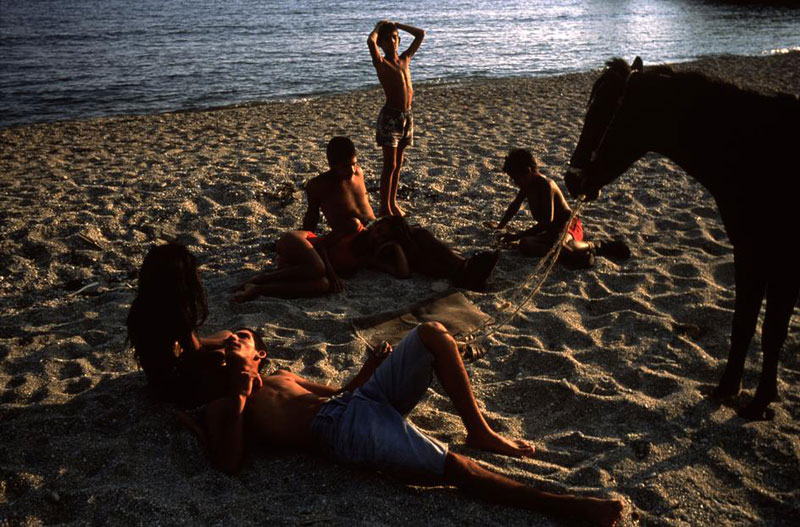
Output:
(1, 52), (799, 526)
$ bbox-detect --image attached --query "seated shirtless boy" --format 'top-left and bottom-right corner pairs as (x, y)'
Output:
(179, 324), (624, 526)
(303, 136), (500, 291)
(489, 149), (629, 268)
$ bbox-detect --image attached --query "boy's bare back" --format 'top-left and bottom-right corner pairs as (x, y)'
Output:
(302, 169), (376, 233)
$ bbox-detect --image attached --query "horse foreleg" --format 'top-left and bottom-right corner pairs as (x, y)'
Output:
(712, 249), (766, 401)
(739, 276), (799, 419)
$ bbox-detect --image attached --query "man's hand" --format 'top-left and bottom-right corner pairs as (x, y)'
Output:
(232, 369), (262, 398)
(224, 336), (264, 397)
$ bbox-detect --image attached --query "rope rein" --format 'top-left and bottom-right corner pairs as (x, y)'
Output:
(349, 196), (588, 353)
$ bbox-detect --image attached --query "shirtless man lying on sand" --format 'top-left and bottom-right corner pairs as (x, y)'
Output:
(179, 323), (624, 526)
(303, 136), (500, 291)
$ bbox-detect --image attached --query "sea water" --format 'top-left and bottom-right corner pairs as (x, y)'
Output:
(1, 0), (798, 127)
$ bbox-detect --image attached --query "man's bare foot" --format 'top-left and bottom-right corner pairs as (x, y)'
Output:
(572, 496), (625, 527)
(465, 430), (535, 458)
(230, 283), (260, 303)
(391, 203), (405, 217)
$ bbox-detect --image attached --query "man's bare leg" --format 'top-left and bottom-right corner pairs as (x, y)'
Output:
(443, 452), (624, 527)
(380, 145), (397, 217)
(416, 322), (534, 457)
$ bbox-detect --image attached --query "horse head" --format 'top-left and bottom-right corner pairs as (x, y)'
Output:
(565, 57), (643, 202)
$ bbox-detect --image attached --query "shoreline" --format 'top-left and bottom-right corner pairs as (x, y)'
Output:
(3, 50), (799, 131)
(1, 50), (799, 526)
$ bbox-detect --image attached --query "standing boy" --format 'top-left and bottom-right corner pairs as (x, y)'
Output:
(368, 20), (425, 217)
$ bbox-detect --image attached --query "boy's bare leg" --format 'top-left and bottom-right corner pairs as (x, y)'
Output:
(231, 232), (329, 301)
(443, 452), (624, 527)
(380, 145), (397, 217)
(234, 231), (326, 293)
(232, 278), (330, 301)
(416, 322), (534, 457)
(390, 145), (406, 216)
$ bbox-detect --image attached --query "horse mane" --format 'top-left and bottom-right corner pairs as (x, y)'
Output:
(641, 62), (798, 105)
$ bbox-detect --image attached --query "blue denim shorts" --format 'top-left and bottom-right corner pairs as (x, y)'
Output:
(310, 327), (448, 477)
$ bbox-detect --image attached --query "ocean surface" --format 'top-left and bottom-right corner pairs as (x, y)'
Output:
(1, 0), (799, 128)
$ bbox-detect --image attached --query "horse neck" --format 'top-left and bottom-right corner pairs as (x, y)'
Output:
(635, 74), (733, 200)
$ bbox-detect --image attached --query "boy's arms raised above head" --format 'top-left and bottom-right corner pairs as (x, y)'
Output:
(396, 23), (425, 59)
(367, 20), (389, 67)
(367, 20), (425, 66)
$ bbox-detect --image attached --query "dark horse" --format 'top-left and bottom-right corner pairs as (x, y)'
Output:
(565, 57), (800, 419)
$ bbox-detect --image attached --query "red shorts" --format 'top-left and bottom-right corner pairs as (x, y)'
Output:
(567, 217), (584, 242)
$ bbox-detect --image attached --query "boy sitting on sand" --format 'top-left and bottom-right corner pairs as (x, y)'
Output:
(303, 136), (499, 291)
(368, 20), (425, 217)
(488, 149), (629, 268)
(178, 322), (624, 526)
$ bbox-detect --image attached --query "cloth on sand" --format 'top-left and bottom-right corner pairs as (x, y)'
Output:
(351, 290), (492, 351)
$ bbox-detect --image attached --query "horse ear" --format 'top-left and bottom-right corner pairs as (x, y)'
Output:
(632, 56), (643, 72)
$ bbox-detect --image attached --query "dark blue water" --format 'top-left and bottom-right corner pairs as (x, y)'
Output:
(1, 0), (798, 128)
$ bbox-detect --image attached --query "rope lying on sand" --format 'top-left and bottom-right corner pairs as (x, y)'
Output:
(349, 197), (587, 354)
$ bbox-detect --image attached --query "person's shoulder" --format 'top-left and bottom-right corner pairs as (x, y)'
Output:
(542, 176), (562, 195)
(306, 171), (332, 192)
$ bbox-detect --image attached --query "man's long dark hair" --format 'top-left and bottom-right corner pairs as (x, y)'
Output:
(126, 243), (208, 368)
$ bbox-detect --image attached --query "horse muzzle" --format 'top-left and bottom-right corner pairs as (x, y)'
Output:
(565, 168), (601, 202)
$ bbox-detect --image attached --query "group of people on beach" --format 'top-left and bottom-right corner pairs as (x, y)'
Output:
(231, 21), (628, 303)
(126, 21), (625, 526)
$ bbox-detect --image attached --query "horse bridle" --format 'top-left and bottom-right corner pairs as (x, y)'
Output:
(566, 68), (639, 179)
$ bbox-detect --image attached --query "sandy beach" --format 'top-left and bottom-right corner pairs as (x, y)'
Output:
(1, 52), (798, 526)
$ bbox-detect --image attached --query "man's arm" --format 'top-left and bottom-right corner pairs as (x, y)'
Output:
(275, 346), (389, 397)
(199, 351), (263, 474)
(397, 23), (425, 58)
(367, 21), (386, 68)
(301, 180), (322, 232)
(273, 369), (341, 397)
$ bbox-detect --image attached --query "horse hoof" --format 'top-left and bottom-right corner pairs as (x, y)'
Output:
(709, 383), (740, 403)
(737, 401), (774, 421)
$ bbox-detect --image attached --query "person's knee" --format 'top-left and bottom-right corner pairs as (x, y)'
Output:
(443, 452), (480, 488)
(417, 321), (453, 351)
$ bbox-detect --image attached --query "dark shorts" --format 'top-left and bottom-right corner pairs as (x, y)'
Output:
(309, 327), (448, 477)
(376, 105), (414, 148)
